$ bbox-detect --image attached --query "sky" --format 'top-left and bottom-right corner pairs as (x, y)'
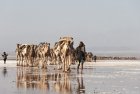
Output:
(0, 0), (140, 56)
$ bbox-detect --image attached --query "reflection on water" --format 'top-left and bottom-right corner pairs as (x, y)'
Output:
(53, 73), (72, 94)
(77, 73), (85, 94)
(16, 67), (84, 94)
(2, 64), (140, 94)
(2, 67), (8, 77)
(17, 67), (49, 90)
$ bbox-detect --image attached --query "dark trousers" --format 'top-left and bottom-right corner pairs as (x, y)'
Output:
(4, 59), (7, 64)
(77, 59), (84, 70)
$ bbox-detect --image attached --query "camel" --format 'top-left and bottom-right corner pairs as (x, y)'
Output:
(27, 44), (36, 67)
(35, 42), (51, 68)
(53, 42), (63, 69)
(85, 52), (93, 62)
(48, 48), (57, 65)
(16, 44), (29, 66)
(16, 44), (22, 66)
(53, 37), (75, 72)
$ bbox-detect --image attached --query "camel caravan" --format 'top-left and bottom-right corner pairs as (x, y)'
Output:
(16, 37), (93, 72)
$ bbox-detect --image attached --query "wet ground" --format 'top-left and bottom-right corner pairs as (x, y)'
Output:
(0, 60), (140, 94)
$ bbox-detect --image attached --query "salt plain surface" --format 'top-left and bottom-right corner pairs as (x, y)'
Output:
(0, 60), (140, 94)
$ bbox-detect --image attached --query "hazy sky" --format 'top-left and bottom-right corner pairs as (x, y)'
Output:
(0, 0), (140, 54)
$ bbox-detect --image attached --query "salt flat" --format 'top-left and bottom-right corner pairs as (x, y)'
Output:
(0, 60), (140, 94)
(0, 60), (17, 67)
(1, 60), (140, 67)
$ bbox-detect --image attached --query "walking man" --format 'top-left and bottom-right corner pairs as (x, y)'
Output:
(94, 55), (97, 62)
(76, 41), (86, 71)
(2, 52), (8, 64)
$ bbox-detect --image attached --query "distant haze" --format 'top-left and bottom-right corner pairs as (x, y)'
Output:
(0, 0), (140, 56)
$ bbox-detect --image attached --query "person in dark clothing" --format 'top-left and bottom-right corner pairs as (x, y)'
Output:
(93, 55), (97, 62)
(2, 52), (8, 64)
(76, 42), (86, 70)
(77, 50), (85, 70)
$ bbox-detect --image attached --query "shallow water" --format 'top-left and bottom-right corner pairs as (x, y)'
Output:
(0, 62), (140, 94)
